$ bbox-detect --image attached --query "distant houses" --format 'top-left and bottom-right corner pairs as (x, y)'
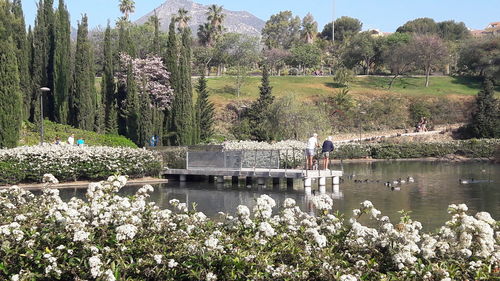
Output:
(471, 22), (500, 38)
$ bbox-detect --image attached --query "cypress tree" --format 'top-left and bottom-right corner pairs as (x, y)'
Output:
(53, 0), (71, 124)
(247, 65), (274, 141)
(138, 87), (153, 147)
(172, 27), (194, 145)
(195, 74), (215, 143)
(102, 23), (117, 134)
(164, 19), (179, 144)
(125, 62), (139, 143)
(469, 78), (500, 138)
(70, 15), (95, 130)
(0, 37), (22, 148)
(150, 12), (161, 56)
(10, 0), (30, 120)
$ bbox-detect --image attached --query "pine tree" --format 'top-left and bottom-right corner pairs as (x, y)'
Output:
(102, 23), (117, 134)
(138, 88), (153, 147)
(53, 0), (71, 124)
(0, 36), (22, 148)
(70, 15), (95, 131)
(469, 78), (500, 138)
(195, 74), (215, 143)
(125, 62), (139, 143)
(247, 65), (274, 141)
(172, 27), (194, 145)
(10, 0), (30, 120)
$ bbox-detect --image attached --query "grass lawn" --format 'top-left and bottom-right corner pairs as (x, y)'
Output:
(204, 75), (497, 106)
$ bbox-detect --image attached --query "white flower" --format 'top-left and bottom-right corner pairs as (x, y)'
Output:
(42, 173), (59, 184)
(258, 221), (276, 237)
(283, 198), (296, 208)
(206, 272), (217, 281)
(89, 255), (103, 278)
(237, 205), (250, 218)
(103, 269), (116, 281)
(168, 259), (178, 268)
(73, 230), (90, 242)
(11, 274), (19, 281)
(154, 254), (163, 264)
(340, 274), (357, 281)
(205, 236), (219, 250)
(116, 224), (138, 241)
(361, 200), (373, 209)
(311, 194), (333, 211)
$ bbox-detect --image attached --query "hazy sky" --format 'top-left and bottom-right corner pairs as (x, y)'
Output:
(20, 0), (499, 32)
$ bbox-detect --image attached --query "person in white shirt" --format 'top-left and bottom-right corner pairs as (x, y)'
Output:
(67, 134), (75, 146)
(306, 133), (319, 170)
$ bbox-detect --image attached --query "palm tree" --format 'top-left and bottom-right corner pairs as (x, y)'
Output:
(175, 8), (191, 30)
(205, 5), (225, 46)
(197, 23), (212, 46)
(119, 0), (135, 20)
(301, 13), (318, 44)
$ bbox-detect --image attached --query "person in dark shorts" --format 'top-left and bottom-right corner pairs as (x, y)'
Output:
(321, 136), (334, 170)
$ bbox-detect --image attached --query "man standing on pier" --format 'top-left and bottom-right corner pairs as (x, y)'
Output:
(306, 133), (319, 170)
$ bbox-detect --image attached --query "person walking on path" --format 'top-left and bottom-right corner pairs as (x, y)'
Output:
(321, 136), (334, 170)
(67, 134), (75, 145)
(306, 133), (319, 170)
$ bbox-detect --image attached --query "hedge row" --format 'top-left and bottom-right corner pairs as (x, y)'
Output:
(332, 139), (500, 160)
(0, 146), (162, 185)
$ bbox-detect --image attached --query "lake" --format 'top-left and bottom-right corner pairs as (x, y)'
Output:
(59, 161), (499, 232)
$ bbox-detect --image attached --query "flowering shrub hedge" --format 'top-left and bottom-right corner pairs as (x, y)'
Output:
(1, 176), (498, 280)
(0, 146), (161, 184)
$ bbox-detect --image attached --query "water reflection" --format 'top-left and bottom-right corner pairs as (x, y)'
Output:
(57, 161), (499, 232)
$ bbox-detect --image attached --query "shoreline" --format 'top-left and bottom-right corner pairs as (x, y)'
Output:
(0, 177), (168, 190)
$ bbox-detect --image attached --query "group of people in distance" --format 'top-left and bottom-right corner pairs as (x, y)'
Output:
(306, 133), (335, 170)
(415, 117), (429, 132)
(53, 134), (85, 146)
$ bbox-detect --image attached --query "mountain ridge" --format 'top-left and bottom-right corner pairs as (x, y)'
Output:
(135, 0), (265, 37)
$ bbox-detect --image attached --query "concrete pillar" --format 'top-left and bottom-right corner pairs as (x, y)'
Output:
(179, 175), (187, 182)
(319, 177), (326, 186)
(216, 176), (224, 183)
(272, 178), (280, 186)
(305, 186), (312, 196)
(304, 177), (312, 188)
(333, 184), (340, 193)
(246, 177), (253, 187)
(232, 176), (239, 185)
(257, 178), (265, 185)
(333, 176), (340, 185)
(319, 185), (326, 194)
(208, 176), (215, 183)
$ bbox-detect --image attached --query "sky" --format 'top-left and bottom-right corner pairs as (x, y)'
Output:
(20, 0), (500, 32)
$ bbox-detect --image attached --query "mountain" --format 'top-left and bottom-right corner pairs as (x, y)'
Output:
(135, 0), (265, 37)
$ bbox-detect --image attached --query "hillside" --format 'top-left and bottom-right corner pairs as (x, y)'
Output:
(135, 0), (265, 37)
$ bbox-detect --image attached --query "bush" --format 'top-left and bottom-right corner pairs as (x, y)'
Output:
(0, 161), (25, 185)
(20, 120), (137, 148)
(0, 146), (161, 183)
(0, 177), (498, 280)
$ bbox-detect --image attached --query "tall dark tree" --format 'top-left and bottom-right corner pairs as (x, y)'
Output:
(171, 27), (195, 145)
(437, 20), (470, 41)
(262, 11), (301, 49)
(102, 23), (117, 134)
(164, 19), (179, 144)
(469, 78), (500, 138)
(138, 88), (153, 147)
(32, 0), (56, 123)
(53, 0), (71, 124)
(0, 2), (22, 148)
(150, 11), (161, 55)
(10, 0), (30, 120)
(70, 15), (95, 130)
(124, 62), (139, 143)
(194, 74), (215, 143)
(247, 65), (274, 141)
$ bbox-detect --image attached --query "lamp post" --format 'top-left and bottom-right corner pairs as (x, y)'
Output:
(358, 111), (366, 142)
(39, 87), (50, 145)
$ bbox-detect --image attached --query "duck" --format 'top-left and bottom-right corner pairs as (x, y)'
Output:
(407, 176), (415, 183)
(392, 180), (399, 185)
(384, 181), (392, 187)
(398, 178), (406, 184)
(391, 186), (400, 191)
(459, 178), (474, 184)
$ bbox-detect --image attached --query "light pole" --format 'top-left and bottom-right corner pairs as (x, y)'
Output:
(358, 111), (366, 142)
(39, 87), (50, 145)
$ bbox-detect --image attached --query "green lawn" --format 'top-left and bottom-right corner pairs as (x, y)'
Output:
(205, 75), (497, 105)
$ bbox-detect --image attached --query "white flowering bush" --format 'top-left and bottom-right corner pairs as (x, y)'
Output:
(0, 176), (499, 280)
(0, 146), (161, 183)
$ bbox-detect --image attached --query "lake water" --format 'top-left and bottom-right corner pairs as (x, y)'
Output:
(59, 161), (499, 232)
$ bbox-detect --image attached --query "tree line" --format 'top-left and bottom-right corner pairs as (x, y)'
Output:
(0, 0), (215, 148)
